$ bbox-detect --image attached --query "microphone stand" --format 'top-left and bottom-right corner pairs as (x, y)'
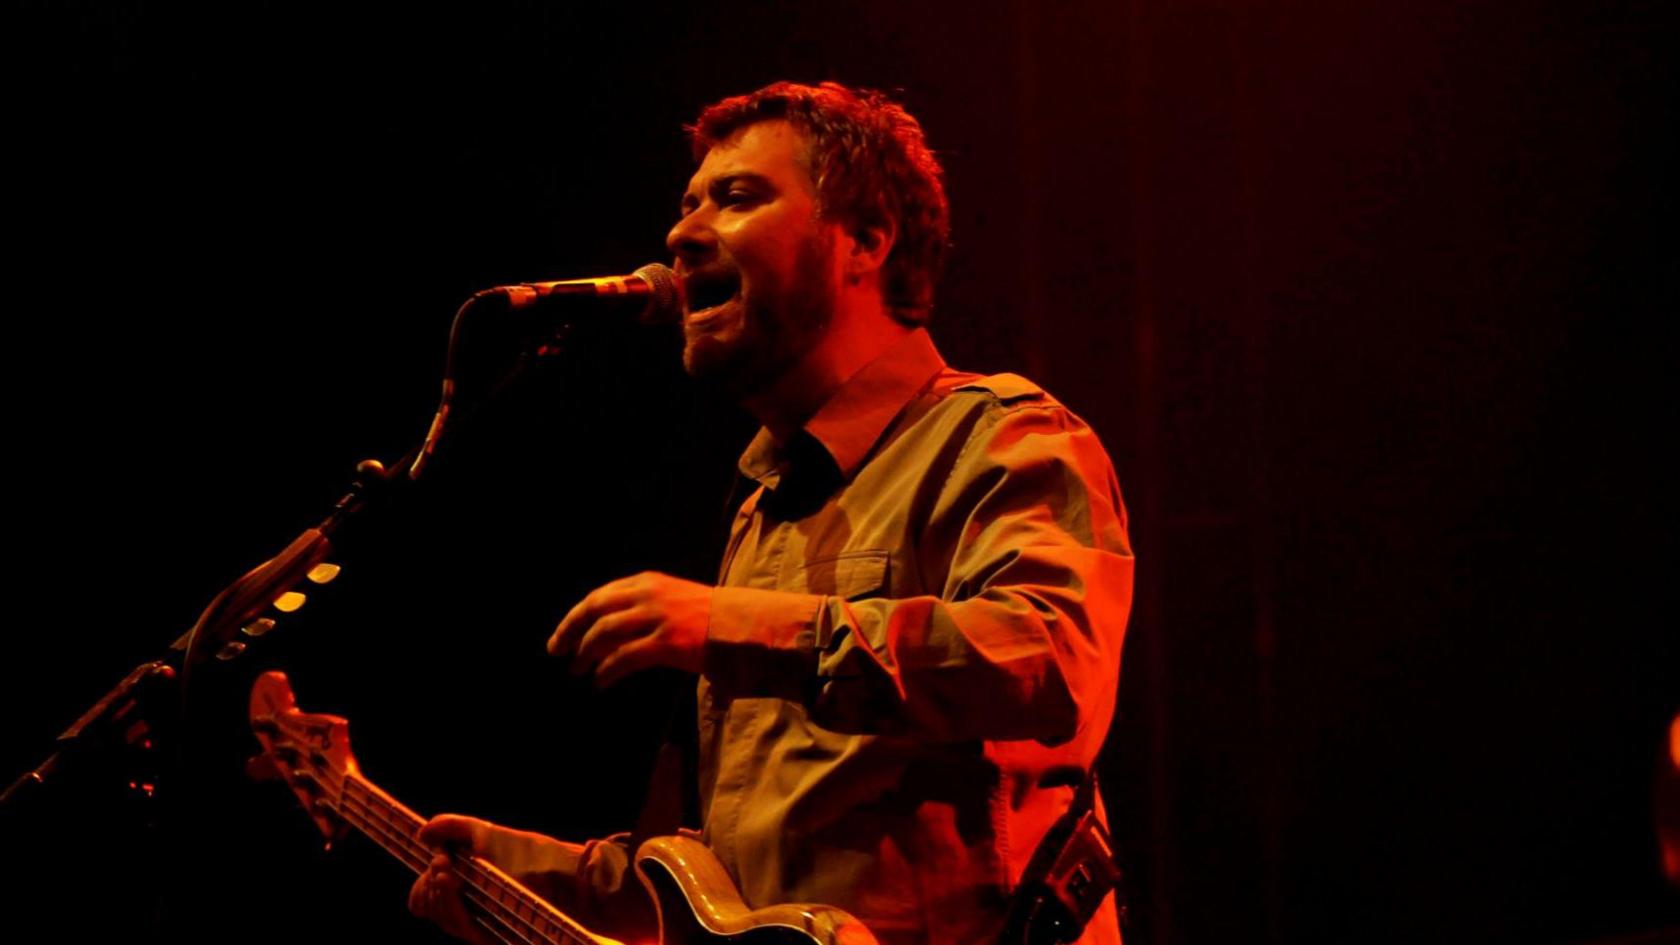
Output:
(0, 288), (558, 815)
(0, 453), (403, 813)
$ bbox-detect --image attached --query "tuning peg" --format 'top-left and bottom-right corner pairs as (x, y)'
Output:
(246, 754), (283, 782)
(273, 591), (307, 613)
(216, 641), (248, 661)
(242, 618), (277, 638)
(307, 563), (341, 584)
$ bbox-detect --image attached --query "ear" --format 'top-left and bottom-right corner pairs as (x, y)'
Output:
(844, 217), (897, 284)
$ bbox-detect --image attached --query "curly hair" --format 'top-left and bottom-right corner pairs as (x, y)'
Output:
(690, 81), (950, 326)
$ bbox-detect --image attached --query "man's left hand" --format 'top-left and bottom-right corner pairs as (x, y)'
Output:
(548, 571), (712, 686)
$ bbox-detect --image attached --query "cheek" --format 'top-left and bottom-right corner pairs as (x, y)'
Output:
(720, 210), (817, 277)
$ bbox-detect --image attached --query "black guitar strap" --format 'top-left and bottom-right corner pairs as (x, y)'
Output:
(1001, 770), (1126, 945)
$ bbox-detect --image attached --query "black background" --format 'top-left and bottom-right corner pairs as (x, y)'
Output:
(4, 2), (1674, 943)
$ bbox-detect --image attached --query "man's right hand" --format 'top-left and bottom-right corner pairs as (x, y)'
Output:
(409, 814), (513, 945)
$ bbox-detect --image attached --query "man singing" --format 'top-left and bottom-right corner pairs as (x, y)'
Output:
(409, 81), (1133, 945)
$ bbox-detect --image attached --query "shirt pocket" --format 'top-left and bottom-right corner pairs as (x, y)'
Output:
(798, 549), (889, 600)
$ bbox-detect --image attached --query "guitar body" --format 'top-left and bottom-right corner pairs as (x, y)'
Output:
(248, 671), (877, 945)
(635, 835), (875, 945)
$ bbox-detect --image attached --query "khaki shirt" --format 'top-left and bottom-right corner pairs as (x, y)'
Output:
(698, 328), (1133, 945)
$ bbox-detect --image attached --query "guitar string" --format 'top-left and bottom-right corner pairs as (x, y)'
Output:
(336, 772), (599, 945)
(331, 775), (547, 945)
(269, 712), (605, 945)
(278, 733), (556, 945)
(333, 775), (553, 945)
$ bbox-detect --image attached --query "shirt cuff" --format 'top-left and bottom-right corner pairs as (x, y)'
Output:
(703, 585), (826, 699)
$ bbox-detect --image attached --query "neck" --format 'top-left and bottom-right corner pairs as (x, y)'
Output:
(742, 302), (912, 443)
(333, 770), (601, 945)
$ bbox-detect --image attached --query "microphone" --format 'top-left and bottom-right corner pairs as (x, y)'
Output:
(476, 263), (682, 326)
(411, 262), (683, 481)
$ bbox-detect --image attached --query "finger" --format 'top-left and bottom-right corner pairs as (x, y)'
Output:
(549, 580), (641, 657)
(429, 868), (480, 941)
(419, 814), (484, 852)
(592, 635), (662, 688)
(571, 607), (655, 675)
(408, 872), (429, 918)
(410, 859), (448, 913)
(433, 869), (471, 921)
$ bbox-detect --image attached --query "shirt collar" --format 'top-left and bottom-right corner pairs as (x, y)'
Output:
(738, 327), (947, 489)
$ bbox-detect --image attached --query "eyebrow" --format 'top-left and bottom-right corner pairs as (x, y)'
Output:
(681, 173), (774, 212)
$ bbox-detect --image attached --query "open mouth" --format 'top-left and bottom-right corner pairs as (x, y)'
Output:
(684, 267), (741, 316)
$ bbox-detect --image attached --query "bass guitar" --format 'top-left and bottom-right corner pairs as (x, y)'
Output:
(248, 671), (876, 945)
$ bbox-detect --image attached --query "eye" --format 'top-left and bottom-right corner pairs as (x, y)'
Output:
(717, 184), (766, 208)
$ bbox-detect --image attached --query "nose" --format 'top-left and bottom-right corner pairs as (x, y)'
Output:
(666, 208), (715, 267)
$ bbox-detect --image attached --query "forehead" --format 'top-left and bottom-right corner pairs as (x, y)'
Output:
(685, 120), (816, 195)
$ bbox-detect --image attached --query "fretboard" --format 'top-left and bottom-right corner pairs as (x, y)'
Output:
(331, 772), (616, 945)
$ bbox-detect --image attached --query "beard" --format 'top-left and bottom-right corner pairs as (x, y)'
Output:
(682, 229), (837, 399)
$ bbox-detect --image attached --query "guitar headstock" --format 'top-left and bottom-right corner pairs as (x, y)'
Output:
(248, 670), (360, 847)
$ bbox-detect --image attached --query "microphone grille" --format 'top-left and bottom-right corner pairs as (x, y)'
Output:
(633, 263), (682, 326)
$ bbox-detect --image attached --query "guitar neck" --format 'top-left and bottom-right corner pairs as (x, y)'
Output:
(331, 771), (614, 945)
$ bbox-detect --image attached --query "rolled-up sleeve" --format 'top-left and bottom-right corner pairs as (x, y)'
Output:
(489, 831), (658, 940)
